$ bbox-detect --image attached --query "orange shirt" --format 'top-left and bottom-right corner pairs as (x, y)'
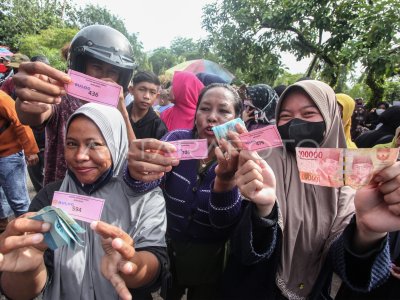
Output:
(0, 91), (39, 157)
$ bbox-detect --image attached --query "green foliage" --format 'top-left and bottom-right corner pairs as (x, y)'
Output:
(148, 47), (180, 75)
(383, 80), (400, 103)
(201, 0), (399, 104)
(0, 0), (64, 50)
(274, 71), (304, 86)
(18, 27), (78, 71)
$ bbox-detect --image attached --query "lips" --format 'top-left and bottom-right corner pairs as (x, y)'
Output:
(204, 126), (215, 136)
(74, 167), (95, 174)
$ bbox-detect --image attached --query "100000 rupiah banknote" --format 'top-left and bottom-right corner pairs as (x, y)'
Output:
(296, 147), (399, 189)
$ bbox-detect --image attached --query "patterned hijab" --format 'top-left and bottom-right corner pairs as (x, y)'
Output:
(246, 84), (278, 124)
(261, 80), (355, 299)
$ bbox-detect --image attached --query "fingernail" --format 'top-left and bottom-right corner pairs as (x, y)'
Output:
(32, 233), (43, 243)
(114, 238), (123, 248)
(54, 97), (62, 104)
(60, 89), (67, 96)
(126, 263), (133, 272)
(90, 221), (98, 230)
(41, 222), (51, 231)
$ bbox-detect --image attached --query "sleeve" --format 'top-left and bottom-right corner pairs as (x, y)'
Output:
(229, 202), (279, 265)
(123, 166), (163, 193)
(28, 181), (63, 212)
(209, 181), (242, 228)
(129, 246), (170, 300)
(0, 94), (39, 155)
(155, 119), (168, 140)
(131, 187), (167, 249)
(329, 217), (391, 292)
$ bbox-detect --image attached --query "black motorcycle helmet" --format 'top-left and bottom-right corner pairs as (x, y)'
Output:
(68, 24), (136, 91)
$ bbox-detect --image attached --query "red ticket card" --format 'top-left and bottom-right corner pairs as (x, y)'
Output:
(52, 191), (105, 223)
(239, 125), (283, 151)
(65, 70), (121, 107)
(165, 139), (208, 160)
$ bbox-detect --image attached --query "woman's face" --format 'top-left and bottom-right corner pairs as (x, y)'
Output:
(65, 116), (112, 184)
(195, 87), (236, 145)
(278, 91), (323, 126)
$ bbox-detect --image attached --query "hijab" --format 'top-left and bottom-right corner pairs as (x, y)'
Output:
(44, 103), (134, 299)
(261, 80), (355, 299)
(246, 84), (279, 124)
(336, 93), (357, 149)
(160, 71), (204, 131)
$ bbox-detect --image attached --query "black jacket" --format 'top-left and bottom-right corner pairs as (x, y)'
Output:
(127, 104), (168, 140)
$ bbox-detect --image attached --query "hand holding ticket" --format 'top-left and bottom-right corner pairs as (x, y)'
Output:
(296, 147), (400, 189)
(165, 139), (208, 160)
(65, 70), (121, 107)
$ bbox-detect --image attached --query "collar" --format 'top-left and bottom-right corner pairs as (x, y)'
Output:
(67, 167), (113, 194)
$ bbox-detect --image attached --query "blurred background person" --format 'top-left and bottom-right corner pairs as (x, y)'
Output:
(336, 93), (357, 148)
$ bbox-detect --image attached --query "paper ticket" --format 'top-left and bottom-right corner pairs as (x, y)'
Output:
(239, 125), (283, 151)
(65, 70), (121, 107)
(165, 139), (208, 160)
(52, 191), (105, 223)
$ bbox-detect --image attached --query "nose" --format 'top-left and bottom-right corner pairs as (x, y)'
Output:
(75, 146), (90, 161)
(207, 110), (218, 123)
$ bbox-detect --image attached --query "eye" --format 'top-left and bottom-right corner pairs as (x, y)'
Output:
(87, 141), (103, 149)
(66, 140), (77, 148)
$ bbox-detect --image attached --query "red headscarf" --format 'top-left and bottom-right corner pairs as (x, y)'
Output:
(160, 71), (204, 131)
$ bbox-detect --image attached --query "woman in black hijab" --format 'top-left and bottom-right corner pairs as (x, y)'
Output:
(355, 106), (400, 148)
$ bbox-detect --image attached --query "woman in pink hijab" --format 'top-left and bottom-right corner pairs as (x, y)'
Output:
(160, 71), (204, 131)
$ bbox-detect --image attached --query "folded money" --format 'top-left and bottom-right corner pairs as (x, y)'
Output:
(296, 147), (399, 189)
(212, 118), (246, 141)
(29, 206), (85, 250)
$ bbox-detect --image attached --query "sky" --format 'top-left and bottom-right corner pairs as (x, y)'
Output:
(74, 0), (311, 74)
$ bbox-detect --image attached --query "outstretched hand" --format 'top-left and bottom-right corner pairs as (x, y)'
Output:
(354, 162), (400, 246)
(0, 214), (49, 273)
(127, 138), (179, 182)
(91, 221), (137, 300)
(235, 150), (276, 217)
(213, 123), (246, 192)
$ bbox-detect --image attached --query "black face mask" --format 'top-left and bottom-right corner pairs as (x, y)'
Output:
(278, 118), (326, 152)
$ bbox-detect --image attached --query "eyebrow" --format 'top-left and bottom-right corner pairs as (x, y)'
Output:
(280, 105), (318, 112)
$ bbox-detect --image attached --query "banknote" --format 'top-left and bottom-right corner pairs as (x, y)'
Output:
(344, 148), (399, 189)
(296, 147), (399, 189)
(29, 206), (85, 250)
(211, 118), (246, 141)
(296, 148), (344, 188)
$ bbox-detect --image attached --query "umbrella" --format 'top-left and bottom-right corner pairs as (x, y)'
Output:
(165, 59), (235, 83)
(0, 47), (13, 57)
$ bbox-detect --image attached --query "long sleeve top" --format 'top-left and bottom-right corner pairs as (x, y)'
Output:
(0, 90), (39, 157)
(220, 203), (391, 300)
(124, 129), (242, 243)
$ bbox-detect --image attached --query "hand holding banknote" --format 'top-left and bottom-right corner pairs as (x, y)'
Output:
(0, 213), (49, 274)
(354, 161), (400, 247)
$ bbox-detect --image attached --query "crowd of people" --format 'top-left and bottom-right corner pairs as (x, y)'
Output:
(0, 24), (399, 300)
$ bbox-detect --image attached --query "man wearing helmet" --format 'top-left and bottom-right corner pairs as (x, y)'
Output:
(13, 25), (136, 186)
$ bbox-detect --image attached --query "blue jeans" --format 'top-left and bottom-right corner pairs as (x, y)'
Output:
(0, 187), (13, 218)
(0, 151), (30, 216)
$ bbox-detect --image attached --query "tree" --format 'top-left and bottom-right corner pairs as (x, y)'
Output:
(18, 27), (78, 71)
(201, 0), (399, 102)
(148, 47), (179, 75)
(0, 0), (64, 50)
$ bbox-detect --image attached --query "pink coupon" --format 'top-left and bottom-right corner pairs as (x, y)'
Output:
(51, 191), (105, 223)
(65, 70), (121, 107)
(165, 139), (208, 160)
(239, 125), (283, 151)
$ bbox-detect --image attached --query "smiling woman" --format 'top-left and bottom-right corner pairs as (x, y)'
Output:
(0, 103), (169, 300)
